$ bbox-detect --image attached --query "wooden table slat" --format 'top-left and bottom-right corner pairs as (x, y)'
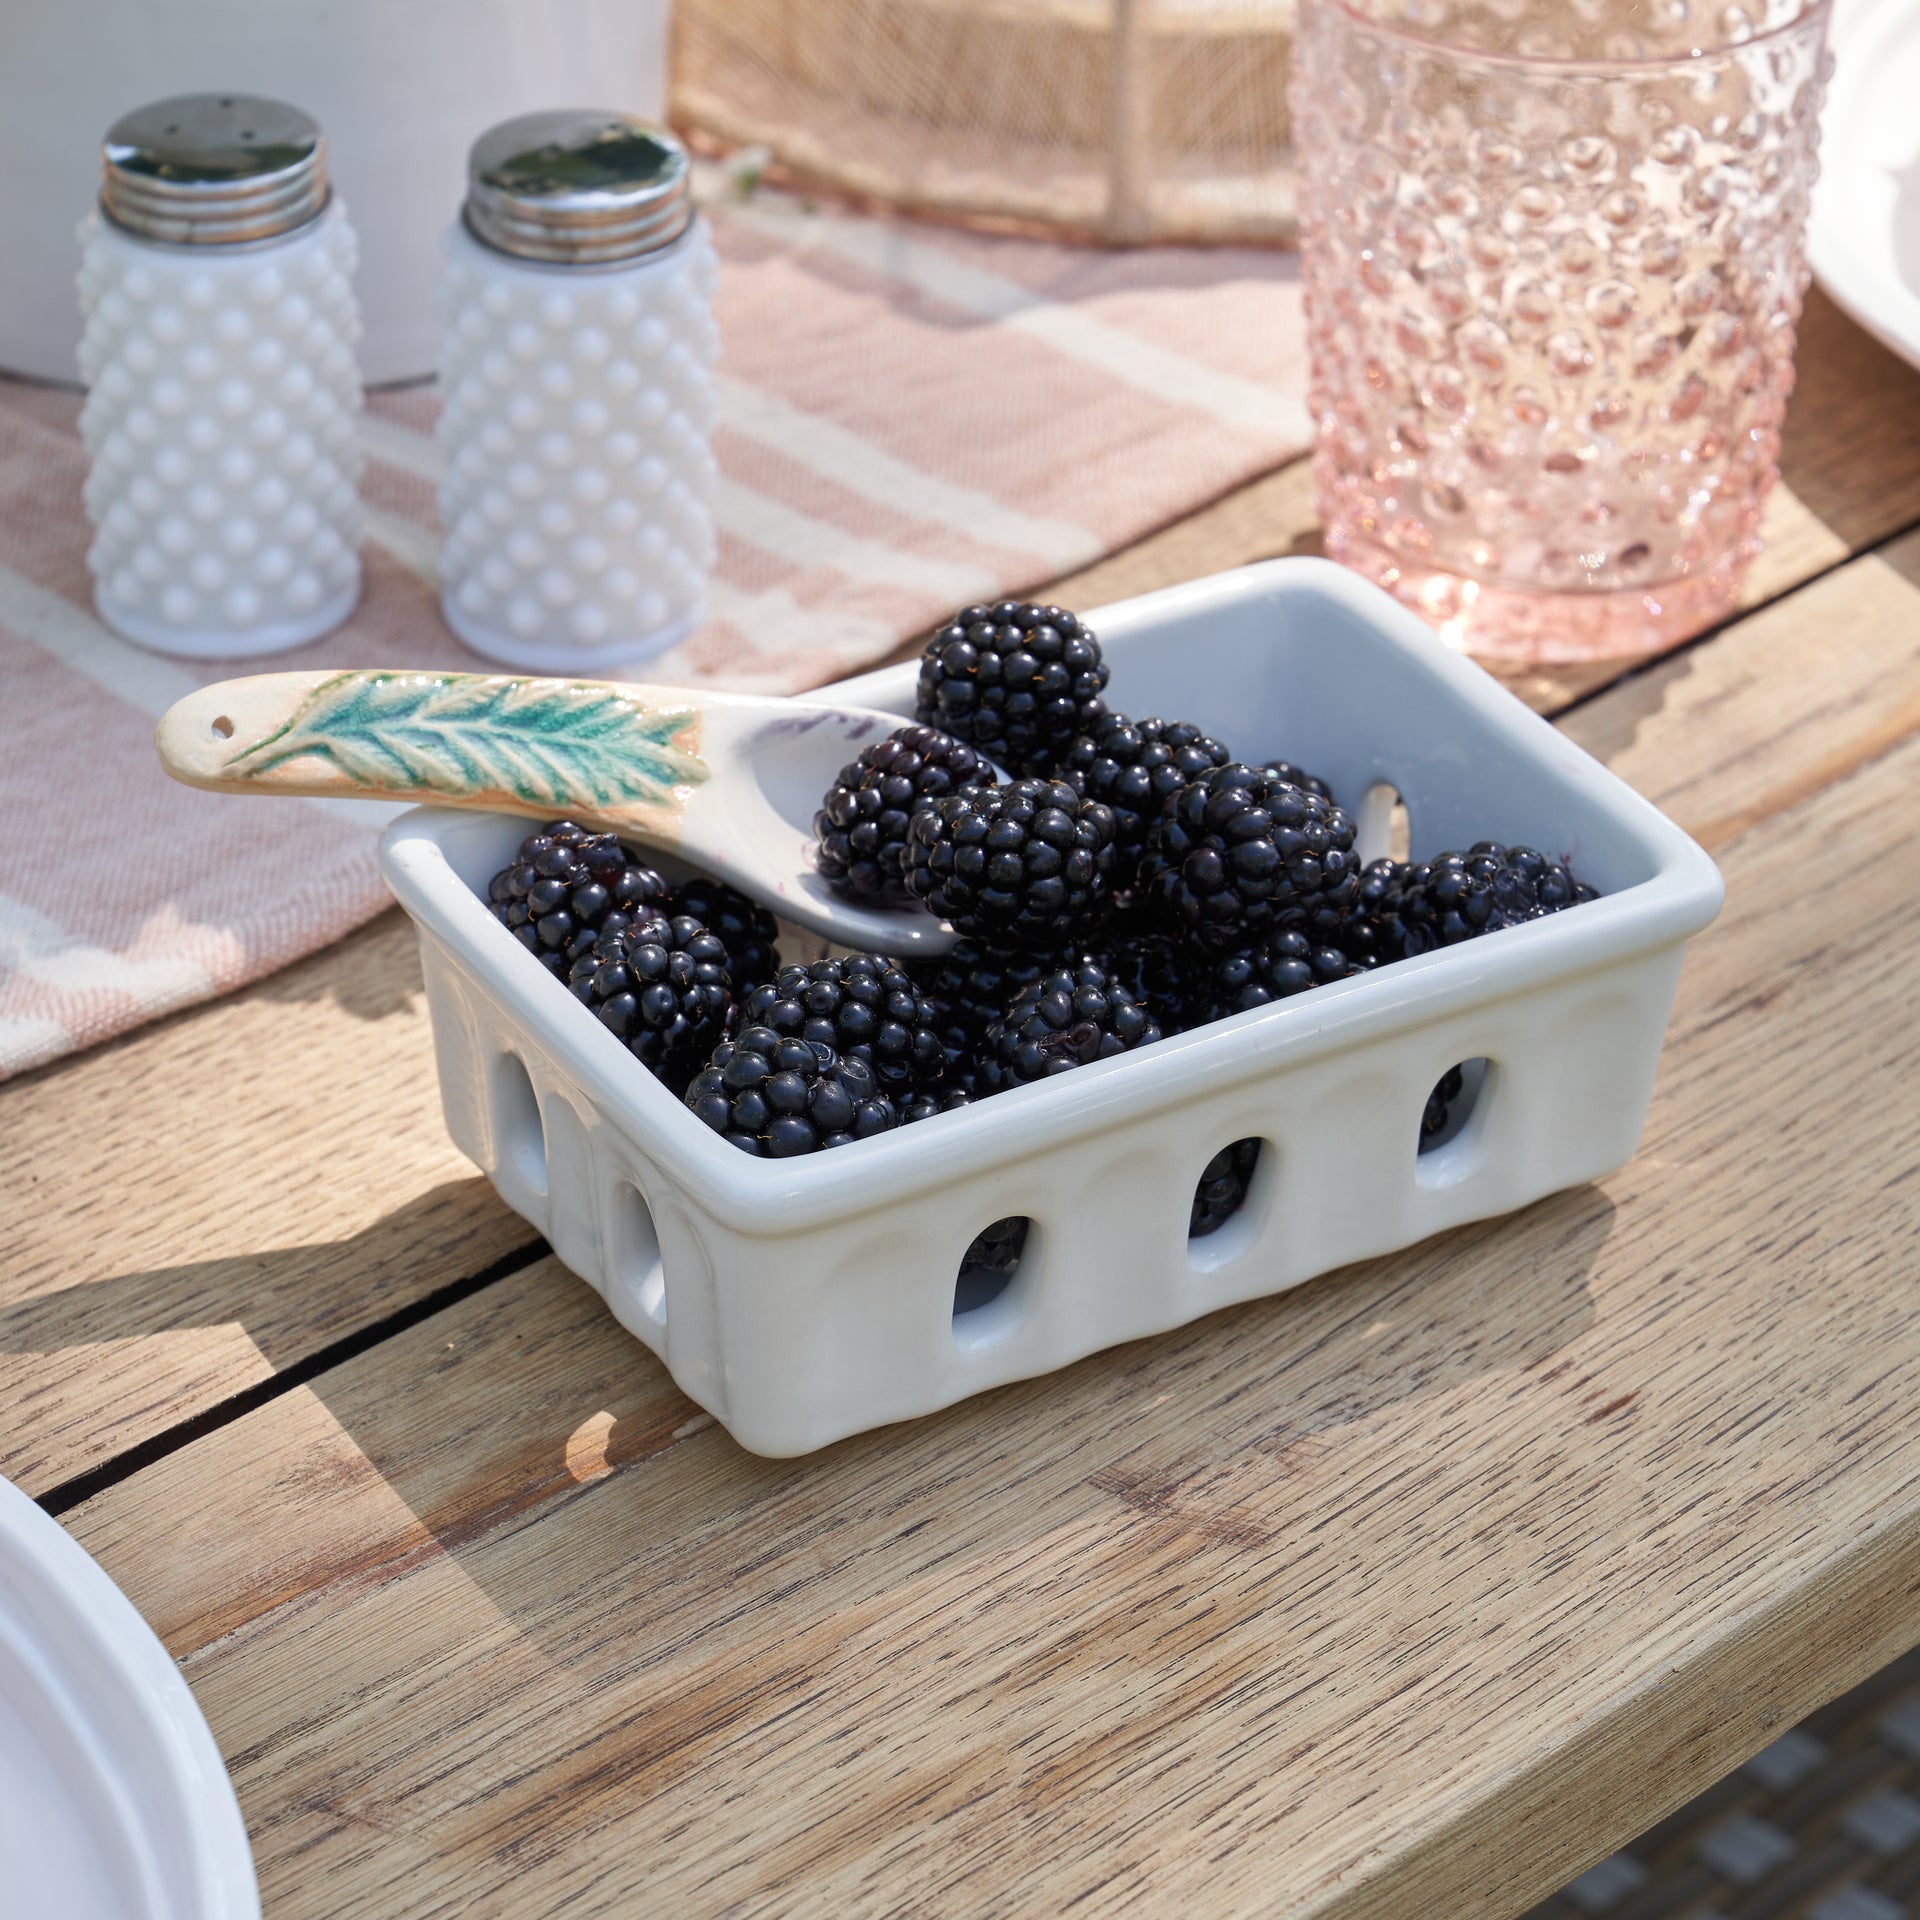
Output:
(57, 531), (1920, 1918)
(0, 915), (535, 1495)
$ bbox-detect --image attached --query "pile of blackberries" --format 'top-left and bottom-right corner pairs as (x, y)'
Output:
(813, 598), (1596, 1191)
(482, 597), (1597, 1178)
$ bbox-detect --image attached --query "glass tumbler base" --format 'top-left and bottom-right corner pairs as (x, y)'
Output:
(1325, 526), (1746, 666)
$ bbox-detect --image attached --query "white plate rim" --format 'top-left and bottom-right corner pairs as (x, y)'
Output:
(1808, 0), (1920, 371)
(0, 1475), (259, 1919)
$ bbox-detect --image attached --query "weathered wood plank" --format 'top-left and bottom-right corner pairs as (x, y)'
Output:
(0, 914), (532, 1495)
(1558, 529), (1920, 852)
(63, 543), (1920, 1920)
(1753, 285), (1920, 593)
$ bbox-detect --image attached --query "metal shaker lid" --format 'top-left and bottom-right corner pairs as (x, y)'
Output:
(463, 111), (692, 266)
(101, 94), (328, 246)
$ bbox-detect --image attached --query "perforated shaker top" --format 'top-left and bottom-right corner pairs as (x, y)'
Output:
(464, 111), (693, 267)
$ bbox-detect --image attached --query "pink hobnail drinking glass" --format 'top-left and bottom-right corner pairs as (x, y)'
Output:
(1293, 0), (1832, 661)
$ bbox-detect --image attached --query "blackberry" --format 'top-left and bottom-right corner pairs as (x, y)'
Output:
(1140, 763), (1361, 952)
(912, 937), (1067, 1081)
(1339, 858), (1405, 970)
(901, 1085), (978, 1123)
(685, 1029), (898, 1156)
(669, 874), (781, 997)
(1347, 842), (1598, 962)
(905, 778), (1116, 946)
(1261, 759), (1334, 803)
(486, 820), (670, 976)
(955, 1214), (1029, 1312)
(568, 912), (735, 1091)
(914, 600), (1109, 774)
(975, 959), (1162, 1093)
(1195, 930), (1360, 1023)
(1423, 1064), (1466, 1143)
(813, 724), (997, 905)
(1091, 927), (1202, 1035)
(1190, 1138), (1262, 1238)
(740, 956), (946, 1098)
(1059, 715), (1231, 889)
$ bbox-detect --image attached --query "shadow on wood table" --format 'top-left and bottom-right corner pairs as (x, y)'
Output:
(53, 1180), (1612, 1888)
(0, 1180), (509, 1366)
(271, 1181), (1611, 1660)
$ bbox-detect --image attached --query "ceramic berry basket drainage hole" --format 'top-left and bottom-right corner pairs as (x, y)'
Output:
(380, 558), (1723, 1457)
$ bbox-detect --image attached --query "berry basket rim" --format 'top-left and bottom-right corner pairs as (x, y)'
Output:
(379, 558), (1723, 1236)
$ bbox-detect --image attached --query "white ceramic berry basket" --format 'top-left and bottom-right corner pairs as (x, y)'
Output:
(379, 559), (1723, 1456)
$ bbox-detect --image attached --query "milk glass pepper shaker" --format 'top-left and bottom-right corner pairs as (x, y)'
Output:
(77, 95), (364, 657)
(437, 112), (719, 670)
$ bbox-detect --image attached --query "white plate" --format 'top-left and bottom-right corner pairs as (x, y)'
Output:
(1807, 0), (1920, 370)
(0, 1477), (259, 1919)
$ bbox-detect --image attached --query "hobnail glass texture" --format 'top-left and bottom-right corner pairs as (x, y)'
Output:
(1293, 0), (1832, 660)
(436, 219), (720, 673)
(77, 205), (364, 657)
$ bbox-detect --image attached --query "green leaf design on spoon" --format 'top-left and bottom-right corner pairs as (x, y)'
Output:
(222, 671), (707, 812)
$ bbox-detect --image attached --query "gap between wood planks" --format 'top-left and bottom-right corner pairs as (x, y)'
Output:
(32, 483), (1920, 1525)
(35, 1239), (551, 1518)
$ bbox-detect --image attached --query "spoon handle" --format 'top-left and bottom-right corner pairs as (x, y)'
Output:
(155, 669), (717, 840)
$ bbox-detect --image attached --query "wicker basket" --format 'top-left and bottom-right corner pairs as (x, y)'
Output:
(672, 0), (1298, 245)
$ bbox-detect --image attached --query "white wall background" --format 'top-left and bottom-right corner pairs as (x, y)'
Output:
(0, 0), (673, 384)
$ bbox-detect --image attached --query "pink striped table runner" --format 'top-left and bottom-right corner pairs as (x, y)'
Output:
(0, 188), (1306, 1077)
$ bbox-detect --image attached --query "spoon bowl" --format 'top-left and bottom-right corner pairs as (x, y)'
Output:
(154, 667), (961, 955)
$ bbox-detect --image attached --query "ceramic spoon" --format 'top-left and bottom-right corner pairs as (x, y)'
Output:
(154, 667), (960, 956)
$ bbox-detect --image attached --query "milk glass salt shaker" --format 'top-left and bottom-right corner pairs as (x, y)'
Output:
(437, 112), (719, 670)
(77, 95), (364, 657)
